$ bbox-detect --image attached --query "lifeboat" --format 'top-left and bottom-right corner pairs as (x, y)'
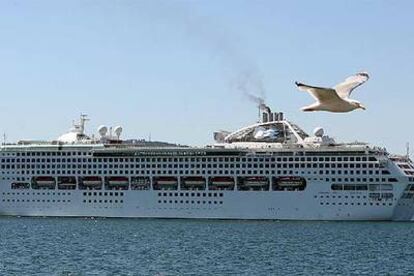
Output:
(33, 176), (56, 188)
(273, 176), (307, 191)
(243, 176), (269, 186)
(181, 176), (206, 190)
(209, 177), (235, 190)
(155, 176), (178, 185)
(81, 176), (102, 186)
(153, 176), (178, 190)
(107, 176), (129, 187)
(276, 176), (306, 187)
(237, 176), (269, 191)
(210, 177), (234, 186)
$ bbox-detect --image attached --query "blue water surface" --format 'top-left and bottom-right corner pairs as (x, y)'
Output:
(1, 218), (413, 275)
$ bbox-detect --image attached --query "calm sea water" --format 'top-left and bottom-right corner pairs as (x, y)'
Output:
(1, 218), (414, 276)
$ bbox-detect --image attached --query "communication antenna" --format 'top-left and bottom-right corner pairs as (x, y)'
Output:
(406, 142), (410, 158)
(79, 114), (89, 135)
(2, 133), (5, 146)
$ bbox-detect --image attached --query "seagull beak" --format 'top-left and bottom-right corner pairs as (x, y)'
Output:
(359, 104), (366, 110)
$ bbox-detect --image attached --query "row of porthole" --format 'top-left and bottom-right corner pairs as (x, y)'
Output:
(2, 192), (71, 196)
(3, 169), (385, 175)
(1, 160), (380, 167)
(158, 200), (223, 205)
(83, 192), (124, 197)
(320, 202), (392, 206)
(83, 199), (123, 204)
(5, 160), (380, 166)
(2, 153), (376, 160)
(159, 192), (223, 198)
(2, 199), (70, 203)
(12, 168), (379, 175)
(316, 195), (367, 199)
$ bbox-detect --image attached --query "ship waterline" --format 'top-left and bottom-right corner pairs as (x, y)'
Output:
(1, 110), (414, 221)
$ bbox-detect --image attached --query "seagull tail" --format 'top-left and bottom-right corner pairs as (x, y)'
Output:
(301, 102), (320, 112)
(301, 106), (316, 112)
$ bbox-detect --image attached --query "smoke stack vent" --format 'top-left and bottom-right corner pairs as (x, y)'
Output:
(269, 112), (274, 122)
(262, 112), (269, 123)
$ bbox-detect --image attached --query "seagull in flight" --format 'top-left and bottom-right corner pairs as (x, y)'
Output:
(295, 72), (369, 112)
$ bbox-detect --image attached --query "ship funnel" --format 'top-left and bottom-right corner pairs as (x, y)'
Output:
(275, 112), (284, 121)
(260, 104), (272, 123)
(262, 112), (269, 123)
(269, 112), (274, 122)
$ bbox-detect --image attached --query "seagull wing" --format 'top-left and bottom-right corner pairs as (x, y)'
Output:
(334, 72), (369, 99)
(295, 82), (342, 104)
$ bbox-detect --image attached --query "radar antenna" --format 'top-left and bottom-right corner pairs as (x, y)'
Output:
(71, 114), (89, 135)
(406, 142), (410, 158)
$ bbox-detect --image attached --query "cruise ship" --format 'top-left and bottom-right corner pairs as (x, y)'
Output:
(1, 107), (414, 221)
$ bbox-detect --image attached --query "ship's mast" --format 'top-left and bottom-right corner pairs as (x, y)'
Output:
(79, 114), (89, 135)
(71, 114), (89, 135)
(406, 142), (410, 158)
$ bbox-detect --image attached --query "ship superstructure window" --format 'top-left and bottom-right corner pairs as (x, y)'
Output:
(11, 182), (30, 189)
(224, 122), (307, 143)
(331, 183), (393, 192)
(131, 177), (150, 190)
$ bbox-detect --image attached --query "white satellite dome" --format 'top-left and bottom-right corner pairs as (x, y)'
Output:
(114, 126), (123, 138)
(98, 125), (108, 137)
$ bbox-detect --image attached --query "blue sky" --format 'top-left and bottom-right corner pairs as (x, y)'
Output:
(0, 1), (413, 154)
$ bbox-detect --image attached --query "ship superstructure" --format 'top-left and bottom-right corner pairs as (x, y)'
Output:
(1, 108), (414, 220)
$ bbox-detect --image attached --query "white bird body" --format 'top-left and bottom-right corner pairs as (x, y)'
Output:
(296, 72), (369, 113)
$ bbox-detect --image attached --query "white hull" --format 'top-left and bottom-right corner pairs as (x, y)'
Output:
(2, 179), (414, 221)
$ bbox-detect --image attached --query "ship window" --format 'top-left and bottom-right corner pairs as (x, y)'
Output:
(381, 184), (393, 191)
(331, 184), (342, 191)
(369, 184), (380, 191)
(356, 185), (368, 191)
(343, 185), (355, 191)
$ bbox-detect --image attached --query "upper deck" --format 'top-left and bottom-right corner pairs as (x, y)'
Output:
(0, 108), (388, 158)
